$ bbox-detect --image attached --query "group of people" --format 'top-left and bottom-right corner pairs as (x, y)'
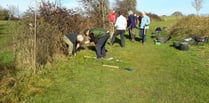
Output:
(63, 9), (150, 60)
(127, 10), (151, 44)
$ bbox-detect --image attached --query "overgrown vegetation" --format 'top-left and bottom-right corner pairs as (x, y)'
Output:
(170, 16), (209, 39)
(147, 13), (163, 21)
(15, 1), (92, 71)
(0, 8), (9, 20)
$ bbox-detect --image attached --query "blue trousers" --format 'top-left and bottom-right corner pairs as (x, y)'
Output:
(95, 32), (110, 59)
(110, 30), (125, 47)
(140, 29), (146, 44)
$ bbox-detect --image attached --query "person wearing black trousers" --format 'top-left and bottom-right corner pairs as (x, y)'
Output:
(110, 10), (127, 47)
(84, 27), (110, 60)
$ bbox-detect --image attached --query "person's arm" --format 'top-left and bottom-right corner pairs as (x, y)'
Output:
(114, 17), (119, 28)
(140, 18), (146, 28)
(147, 16), (151, 25)
(76, 43), (80, 49)
(72, 43), (77, 56)
(84, 40), (90, 44)
(72, 43), (81, 56)
(89, 33), (98, 44)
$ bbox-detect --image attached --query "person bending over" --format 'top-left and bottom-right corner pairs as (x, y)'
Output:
(84, 27), (110, 60)
(63, 33), (84, 56)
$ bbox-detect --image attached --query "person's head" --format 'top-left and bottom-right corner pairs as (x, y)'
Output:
(128, 10), (133, 15)
(141, 11), (146, 16)
(77, 34), (84, 42)
(84, 29), (90, 36)
(118, 9), (126, 16)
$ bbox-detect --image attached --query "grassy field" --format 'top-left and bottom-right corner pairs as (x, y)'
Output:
(0, 21), (14, 68)
(1, 17), (209, 103)
(30, 17), (209, 103)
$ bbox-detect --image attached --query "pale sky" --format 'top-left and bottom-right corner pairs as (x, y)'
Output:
(1, 0), (209, 16)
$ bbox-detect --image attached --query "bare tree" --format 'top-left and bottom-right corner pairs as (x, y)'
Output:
(192, 0), (204, 16)
(79, 0), (110, 28)
(7, 5), (19, 19)
(113, 0), (137, 12)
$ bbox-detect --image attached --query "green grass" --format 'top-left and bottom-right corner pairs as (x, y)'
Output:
(0, 21), (9, 46)
(31, 46), (209, 103)
(0, 21), (14, 65)
(29, 17), (209, 103)
(0, 21), (16, 103)
(1, 17), (209, 103)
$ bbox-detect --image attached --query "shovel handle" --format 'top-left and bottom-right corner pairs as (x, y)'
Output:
(102, 64), (119, 69)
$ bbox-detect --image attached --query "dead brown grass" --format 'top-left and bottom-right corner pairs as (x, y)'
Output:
(170, 16), (209, 39)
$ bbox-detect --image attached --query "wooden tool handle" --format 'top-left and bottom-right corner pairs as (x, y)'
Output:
(102, 64), (119, 69)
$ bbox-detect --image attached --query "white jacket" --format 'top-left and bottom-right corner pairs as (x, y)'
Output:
(114, 15), (127, 30)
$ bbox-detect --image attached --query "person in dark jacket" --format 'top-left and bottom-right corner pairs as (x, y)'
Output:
(127, 10), (137, 41)
(63, 33), (84, 56)
(84, 27), (110, 60)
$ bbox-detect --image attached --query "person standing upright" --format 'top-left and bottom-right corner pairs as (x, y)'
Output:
(127, 10), (137, 41)
(108, 10), (116, 42)
(139, 11), (150, 44)
(109, 10), (116, 27)
(110, 10), (127, 48)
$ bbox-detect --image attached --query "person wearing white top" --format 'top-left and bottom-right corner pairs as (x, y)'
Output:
(110, 11), (127, 47)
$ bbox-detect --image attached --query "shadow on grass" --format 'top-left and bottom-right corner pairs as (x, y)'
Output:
(124, 33), (141, 42)
(86, 46), (96, 51)
(110, 37), (123, 46)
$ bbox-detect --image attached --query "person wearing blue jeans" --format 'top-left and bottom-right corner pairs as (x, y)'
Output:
(140, 28), (146, 43)
(84, 28), (110, 60)
(139, 11), (150, 44)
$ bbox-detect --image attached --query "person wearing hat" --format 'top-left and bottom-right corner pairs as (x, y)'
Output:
(139, 11), (150, 44)
(84, 27), (110, 60)
(63, 33), (84, 56)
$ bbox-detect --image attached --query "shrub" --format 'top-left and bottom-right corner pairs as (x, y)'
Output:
(171, 11), (184, 16)
(170, 16), (209, 39)
(14, 0), (93, 71)
(13, 19), (61, 71)
(147, 13), (162, 21)
(0, 8), (9, 20)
